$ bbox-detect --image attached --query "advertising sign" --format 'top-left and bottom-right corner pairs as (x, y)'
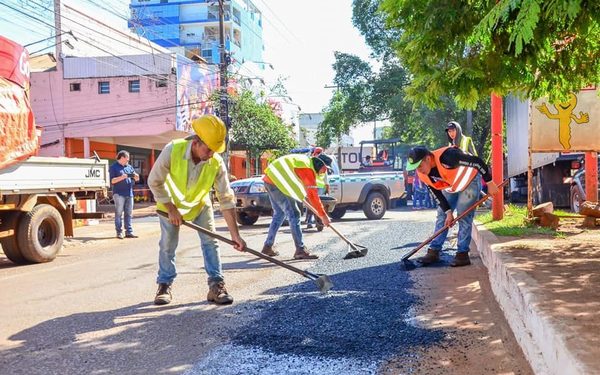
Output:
(0, 36), (38, 169)
(175, 56), (218, 132)
(531, 88), (600, 152)
(0, 36), (29, 89)
(327, 146), (373, 170)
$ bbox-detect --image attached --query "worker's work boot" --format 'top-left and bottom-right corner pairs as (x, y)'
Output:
(293, 246), (319, 260)
(417, 248), (440, 265)
(207, 281), (234, 305)
(450, 252), (471, 267)
(261, 244), (279, 257)
(154, 283), (172, 305)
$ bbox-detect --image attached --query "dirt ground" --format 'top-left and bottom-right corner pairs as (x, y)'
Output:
(489, 219), (600, 370)
(381, 248), (533, 375)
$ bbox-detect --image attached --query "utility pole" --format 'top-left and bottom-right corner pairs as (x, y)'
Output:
(218, 0), (230, 169)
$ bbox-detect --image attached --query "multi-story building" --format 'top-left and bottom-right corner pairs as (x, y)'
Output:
(128, 0), (264, 66)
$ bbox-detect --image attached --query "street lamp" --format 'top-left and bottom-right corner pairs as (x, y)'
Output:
(29, 39), (75, 56)
(24, 30), (76, 47)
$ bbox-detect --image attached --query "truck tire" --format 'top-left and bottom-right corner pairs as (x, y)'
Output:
(0, 212), (28, 264)
(571, 189), (582, 213)
(17, 204), (64, 263)
(329, 207), (347, 220)
(363, 192), (387, 220)
(236, 212), (259, 226)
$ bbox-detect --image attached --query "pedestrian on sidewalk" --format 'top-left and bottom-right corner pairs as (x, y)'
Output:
(109, 150), (139, 239)
(405, 146), (498, 267)
(446, 121), (478, 156)
(261, 153), (333, 259)
(148, 115), (246, 306)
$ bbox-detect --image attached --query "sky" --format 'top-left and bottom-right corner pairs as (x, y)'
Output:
(258, 0), (373, 113)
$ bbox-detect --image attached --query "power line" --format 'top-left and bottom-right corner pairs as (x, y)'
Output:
(255, 0), (303, 45)
(41, 98), (212, 129)
(1, 0), (222, 93)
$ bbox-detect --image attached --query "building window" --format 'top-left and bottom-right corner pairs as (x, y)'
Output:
(129, 80), (140, 93)
(156, 78), (168, 88)
(69, 83), (81, 92)
(98, 81), (110, 94)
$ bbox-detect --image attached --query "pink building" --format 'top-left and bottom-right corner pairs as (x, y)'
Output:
(30, 52), (217, 189)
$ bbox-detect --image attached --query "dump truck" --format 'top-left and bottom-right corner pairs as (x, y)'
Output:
(0, 35), (109, 264)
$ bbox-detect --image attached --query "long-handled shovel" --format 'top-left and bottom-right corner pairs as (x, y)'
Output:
(157, 211), (333, 293)
(401, 179), (509, 270)
(303, 201), (368, 259)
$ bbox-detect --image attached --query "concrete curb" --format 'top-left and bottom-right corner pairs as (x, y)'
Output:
(472, 223), (587, 375)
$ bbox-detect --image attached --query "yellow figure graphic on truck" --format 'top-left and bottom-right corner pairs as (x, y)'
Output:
(536, 93), (589, 149)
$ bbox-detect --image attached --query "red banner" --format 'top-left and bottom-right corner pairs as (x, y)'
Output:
(0, 36), (30, 89)
(0, 36), (38, 169)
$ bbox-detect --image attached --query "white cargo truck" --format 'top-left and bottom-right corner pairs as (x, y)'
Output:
(0, 35), (110, 264)
(0, 156), (109, 264)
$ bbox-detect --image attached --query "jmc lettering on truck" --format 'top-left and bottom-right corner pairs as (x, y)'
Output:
(85, 168), (102, 178)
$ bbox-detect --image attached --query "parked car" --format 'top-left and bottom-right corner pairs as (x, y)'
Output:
(325, 155), (405, 220)
(569, 162), (600, 213)
(230, 176), (337, 226)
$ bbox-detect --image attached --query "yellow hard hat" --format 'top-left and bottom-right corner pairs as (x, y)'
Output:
(190, 115), (227, 153)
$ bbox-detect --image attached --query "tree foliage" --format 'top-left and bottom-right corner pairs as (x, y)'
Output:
(219, 90), (296, 170)
(379, 0), (600, 108)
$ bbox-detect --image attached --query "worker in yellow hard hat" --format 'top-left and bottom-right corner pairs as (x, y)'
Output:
(148, 114), (246, 306)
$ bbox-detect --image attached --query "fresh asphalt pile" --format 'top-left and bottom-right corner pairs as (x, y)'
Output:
(186, 219), (448, 374)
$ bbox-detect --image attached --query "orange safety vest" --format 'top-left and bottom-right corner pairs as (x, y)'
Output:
(417, 147), (478, 193)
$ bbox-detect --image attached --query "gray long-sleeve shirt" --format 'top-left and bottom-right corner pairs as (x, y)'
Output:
(148, 141), (236, 211)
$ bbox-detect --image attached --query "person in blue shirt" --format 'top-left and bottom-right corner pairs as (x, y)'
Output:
(109, 150), (139, 239)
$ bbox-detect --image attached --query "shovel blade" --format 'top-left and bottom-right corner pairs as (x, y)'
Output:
(343, 244), (368, 259)
(314, 274), (334, 293)
(401, 259), (417, 271)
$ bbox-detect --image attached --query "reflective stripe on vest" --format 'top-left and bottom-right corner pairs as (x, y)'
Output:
(417, 146), (478, 193)
(156, 139), (221, 220)
(265, 154), (313, 201)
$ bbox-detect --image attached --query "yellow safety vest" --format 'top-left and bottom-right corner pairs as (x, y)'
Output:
(156, 139), (221, 220)
(265, 154), (316, 202)
(316, 173), (326, 189)
(460, 136), (477, 156)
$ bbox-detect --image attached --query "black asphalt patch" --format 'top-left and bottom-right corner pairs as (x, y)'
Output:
(232, 219), (446, 362)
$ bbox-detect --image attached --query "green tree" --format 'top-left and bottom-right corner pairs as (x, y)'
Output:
(220, 90), (297, 177)
(379, 0), (600, 108)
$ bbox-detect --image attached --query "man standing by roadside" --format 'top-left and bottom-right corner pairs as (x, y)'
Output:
(446, 121), (478, 156)
(148, 115), (246, 306)
(405, 146), (498, 266)
(261, 153), (332, 259)
(110, 150), (139, 239)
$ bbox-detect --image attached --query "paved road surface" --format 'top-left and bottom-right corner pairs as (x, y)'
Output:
(0, 209), (531, 374)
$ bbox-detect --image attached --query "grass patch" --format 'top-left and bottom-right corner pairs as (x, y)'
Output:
(476, 204), (565, 237)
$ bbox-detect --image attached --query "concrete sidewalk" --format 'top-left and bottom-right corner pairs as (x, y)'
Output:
(96, 202), (223, 222)
(472, 222), (600, 375)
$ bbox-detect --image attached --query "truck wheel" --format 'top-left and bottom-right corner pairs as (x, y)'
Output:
(329, 207), (347, 220)
(0, 212), (28, 264)
(236, 212), (259, 226)
(570, 189), (582, 213)
(363, 192), (387, 220)
(17, 204), (64, 263)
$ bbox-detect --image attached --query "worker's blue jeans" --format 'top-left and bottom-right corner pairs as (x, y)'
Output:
(156, 205), (223, 285)
(113, 193), (134, 235)
(264, 183), (304, 250)
(429, 177), (482, 254)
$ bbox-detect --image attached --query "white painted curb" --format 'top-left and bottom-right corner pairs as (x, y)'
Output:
(472, 223), (588, 375)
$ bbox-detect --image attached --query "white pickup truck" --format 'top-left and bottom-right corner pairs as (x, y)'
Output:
(327, 155), (405, 220)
